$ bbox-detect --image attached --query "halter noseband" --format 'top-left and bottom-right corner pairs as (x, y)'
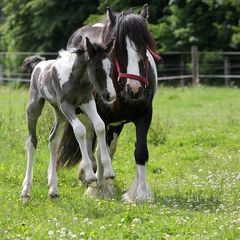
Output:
(114, 46), (161, 87)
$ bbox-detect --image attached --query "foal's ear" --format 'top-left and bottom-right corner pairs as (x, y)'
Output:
(105, 38), (115, 54)
(106, 7), (116, 26)
(85, 37), (96, 59)
(140, 4), (149, 21)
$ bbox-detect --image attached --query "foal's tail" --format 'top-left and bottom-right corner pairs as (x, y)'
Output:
(21, 55), (45, 73)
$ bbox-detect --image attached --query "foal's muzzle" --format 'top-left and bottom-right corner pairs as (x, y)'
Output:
(102, 89), (116, 102)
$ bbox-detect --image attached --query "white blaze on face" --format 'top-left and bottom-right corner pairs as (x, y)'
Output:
(102, 58), (116, 102)
(126, 36), (142, 94)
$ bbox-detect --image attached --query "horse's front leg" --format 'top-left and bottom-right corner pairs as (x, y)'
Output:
(60, 100), (97, 187)
(123, 105), (154, 203)
(80, 99), (115, 183)
(85, 124), (124, 198)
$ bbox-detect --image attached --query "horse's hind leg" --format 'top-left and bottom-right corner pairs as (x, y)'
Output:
(48, 110), (64, 198)
(21, 97), (45, 201)
(59, 100), (97, 187)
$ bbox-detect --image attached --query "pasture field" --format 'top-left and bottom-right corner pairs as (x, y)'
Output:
(0, 85), (239, 240)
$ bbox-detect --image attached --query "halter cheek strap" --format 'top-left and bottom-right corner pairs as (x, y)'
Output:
(114, 58), (149, 86)
(114, 47), (161, 87)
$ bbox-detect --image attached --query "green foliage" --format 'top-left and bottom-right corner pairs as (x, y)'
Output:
(0, 0), (99, 53)
(154, 0), (240, 51)
(1, 0), (240, 55)
(0, 86), (240, 239)
(0, 0), (99, 72)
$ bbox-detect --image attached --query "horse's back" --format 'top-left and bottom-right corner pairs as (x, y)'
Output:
(67, 25), (103, 49)
(30, 60), (56, 102)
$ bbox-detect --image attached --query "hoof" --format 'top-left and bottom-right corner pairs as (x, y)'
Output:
(85, 183), (115, 198)
(49, 192), (59, 199)
(78, 168), (97, 187)
(103, 169), (115, 182)
(122, 186), (154, 204)
(105, 177), (114, 185)
(20, 193), (30, 203)
(88, 180), (97, 188)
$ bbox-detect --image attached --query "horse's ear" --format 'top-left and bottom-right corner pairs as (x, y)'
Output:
(85, 37), (96, 59)
(105, 38), (115, 54)
(106, 7), (116, 25)
(140, 4), (149, 21)
(70, 48), (85, 55)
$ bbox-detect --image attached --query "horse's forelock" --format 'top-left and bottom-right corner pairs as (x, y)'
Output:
(115, 12), (154, 56)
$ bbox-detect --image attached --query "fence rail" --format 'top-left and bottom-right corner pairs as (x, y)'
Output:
(1, 46), (240, 85)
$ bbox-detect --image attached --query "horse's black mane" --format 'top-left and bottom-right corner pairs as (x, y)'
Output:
(92, 42), (106, 52)
(114, 11), (154, 61)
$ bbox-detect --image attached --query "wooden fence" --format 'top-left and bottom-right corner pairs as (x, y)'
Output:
(0, 47), (240, 85)
(158, 46), (240, 86)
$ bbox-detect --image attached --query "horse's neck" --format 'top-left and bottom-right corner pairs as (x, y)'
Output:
(53, 52), (78, 87)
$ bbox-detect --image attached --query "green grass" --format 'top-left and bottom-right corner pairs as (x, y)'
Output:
(0, 85), (239, 239)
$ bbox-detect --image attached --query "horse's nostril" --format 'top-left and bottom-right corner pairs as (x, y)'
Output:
(127, 84), (133, 96)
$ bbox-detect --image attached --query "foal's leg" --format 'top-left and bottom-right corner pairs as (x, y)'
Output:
(21, 97), (45, 201)
(123, 106), (154, 203)
(59, 100), (97, 186)
(86, 124), (123, 197)
(80, 99), (115, 183)
(48, 110), (64, 198)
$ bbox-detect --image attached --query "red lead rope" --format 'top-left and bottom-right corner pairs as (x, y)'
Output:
(114, 47), (161, 87)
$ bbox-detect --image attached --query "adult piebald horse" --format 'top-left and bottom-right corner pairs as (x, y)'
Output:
(58, 5), (160, 203)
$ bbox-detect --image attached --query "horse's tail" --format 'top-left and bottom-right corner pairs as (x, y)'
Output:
(21, 55), (45, 73)
(57, 123), (82, 169)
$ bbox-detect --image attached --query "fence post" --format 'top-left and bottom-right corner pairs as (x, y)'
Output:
(180, 57), (185, 87)
(0, 64), (3, 84)
(224, 57), (230, 86)
(191, 46), (199, 85)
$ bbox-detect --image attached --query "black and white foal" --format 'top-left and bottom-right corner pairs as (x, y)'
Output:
(21, 37), (116, 201)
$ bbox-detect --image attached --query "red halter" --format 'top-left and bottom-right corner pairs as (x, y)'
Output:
(114, 46), (161, 87)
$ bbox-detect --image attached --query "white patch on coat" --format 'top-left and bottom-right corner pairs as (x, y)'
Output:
(54, 50), (76, 87)
(34, 60), (55, 74)
(102, 58), (116, 101)
(126, 36), (142, 93)
(147, 50), (158, 89)
(93, 23), (104, 27)
(43, 86), (53, 100)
